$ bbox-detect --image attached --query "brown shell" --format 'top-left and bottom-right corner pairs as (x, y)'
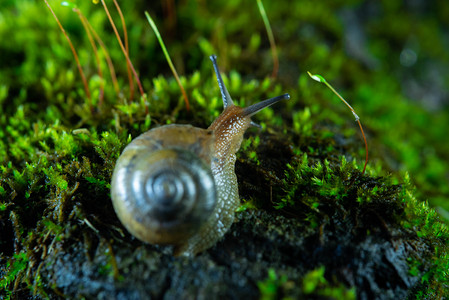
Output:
(111, 113), (252, 256)
(111, 125), (219, 254)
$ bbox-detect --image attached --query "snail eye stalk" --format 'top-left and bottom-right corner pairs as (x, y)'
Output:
(210, 55), (234, 109)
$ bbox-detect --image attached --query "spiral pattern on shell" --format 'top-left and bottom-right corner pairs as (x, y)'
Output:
(111, 126), (217, 245)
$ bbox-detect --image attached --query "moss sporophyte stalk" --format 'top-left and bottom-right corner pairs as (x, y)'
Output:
(0, 0), (448, 299)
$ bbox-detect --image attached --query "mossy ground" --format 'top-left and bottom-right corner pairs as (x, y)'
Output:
(1, 0), (448, 299)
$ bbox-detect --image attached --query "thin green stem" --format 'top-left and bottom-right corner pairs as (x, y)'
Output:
(145, 11), (190, 111)
(308, 71), (368, 175)
(257, 0), (279, 79)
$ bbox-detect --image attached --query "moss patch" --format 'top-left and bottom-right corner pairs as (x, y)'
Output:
(1, 0), (448, 298)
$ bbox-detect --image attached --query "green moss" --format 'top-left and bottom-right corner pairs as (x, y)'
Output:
(257, 268), (288, 300)
(302, 266), (356, 299)
(0, 0), (448, 298)
(0, 252), (29, 297)
(257, 266), (356, 299)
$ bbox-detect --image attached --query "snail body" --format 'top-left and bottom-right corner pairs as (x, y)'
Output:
(111, 55), (289, 256)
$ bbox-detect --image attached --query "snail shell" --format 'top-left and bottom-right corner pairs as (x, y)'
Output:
(111, 55), (290, 256)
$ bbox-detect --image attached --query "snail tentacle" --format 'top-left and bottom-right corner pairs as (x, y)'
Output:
(210, 55), (234, 108)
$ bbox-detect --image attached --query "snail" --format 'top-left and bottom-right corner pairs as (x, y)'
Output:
(111, 55), (290, 256)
